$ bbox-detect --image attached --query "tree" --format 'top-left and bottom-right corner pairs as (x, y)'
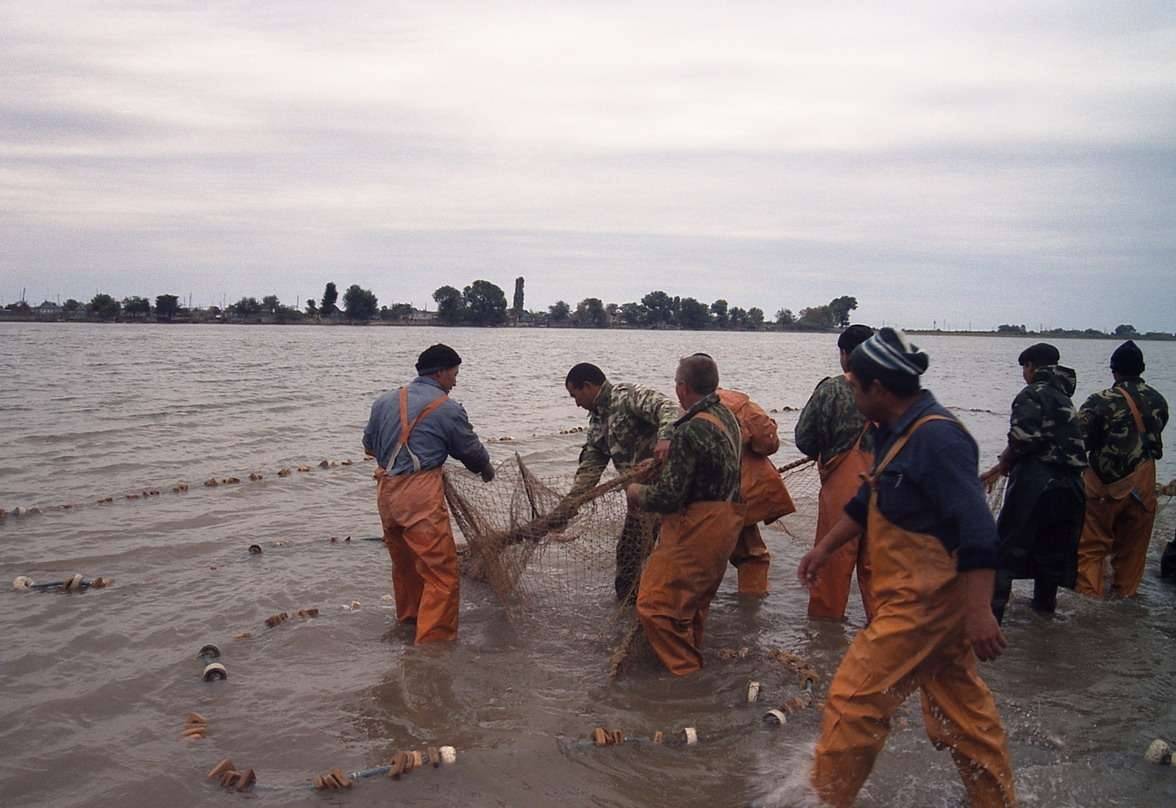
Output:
(5, 301), (31, 314)
(641, 290), (675, 327)
(775, 308), (795, 326)
(678, 297), (711, 330)
(229, 297), (262, 318)
(304, 299), (318, 317)
(262, 295), (281, 315)
(433, 286), (465, 324)
(747, 307), (765, 327)
(799, 305), (833, 328)
(828, 296), (859, 328)
(573, 297), (608, 328)
(1114, 323), (1138, 336)
(63, 299), (81, 313)
(996, 324), (1027, 334)
(711, 299), (729, 329)
(380, 303), (414, 321)
(619, 302), (647, 326)
(463, 280), (508, 326)
(549, 300), (571, 322)
(155, 294), (179, 321)
(274, 305), (303, 323)
(512, 277), (525, 316)
(123, 296), (151, 320)
(728, 306), (747, 328)
(88, 293), (121, 321)
(343, 284), (379, 321)
(320, 282), (338, 316)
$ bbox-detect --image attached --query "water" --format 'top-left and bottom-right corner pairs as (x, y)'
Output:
(1, 323), (1174, 807)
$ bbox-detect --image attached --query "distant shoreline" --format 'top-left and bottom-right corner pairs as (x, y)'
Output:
(2, 315), (1172, 341)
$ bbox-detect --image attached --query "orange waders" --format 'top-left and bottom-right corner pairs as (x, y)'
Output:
(808, 430), (875, 621)
(376, 388), (461, 644)
(1076, 387), (1158, 599)
(812, 416), (1016, 808)
(637, 410), (746, 676)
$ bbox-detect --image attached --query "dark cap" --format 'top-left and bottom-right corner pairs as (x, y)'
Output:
(1110, 340), (1144, 376)
(1017, 343), (1060, 367)
(837, 324), (874, 353)
(416, 343), (462, 375)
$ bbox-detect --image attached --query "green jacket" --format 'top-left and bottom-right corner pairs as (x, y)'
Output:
(1079, 377), (1168, 484)
(570, 380), (680, 497)
(635, 394), (742, 514)
(795, 374), (873, 464)
(1005, 365), (1086, 472)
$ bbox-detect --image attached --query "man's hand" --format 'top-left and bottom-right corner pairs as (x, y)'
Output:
(797, 545), (831, 589)
(624, 483), (643, 510)
(980, 461), (1006, 492)
(965, 606), (1007, 661)
(632, 457), (658, 482)
(480, 465), (495, 483)
(653, 438), (671, 463)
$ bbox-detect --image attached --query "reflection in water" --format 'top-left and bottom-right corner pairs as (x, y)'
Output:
(0, 323), (1174, 807)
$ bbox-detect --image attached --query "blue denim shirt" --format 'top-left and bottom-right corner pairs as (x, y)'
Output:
(363, 377), (491, 475)
(845, 390), (998, 572)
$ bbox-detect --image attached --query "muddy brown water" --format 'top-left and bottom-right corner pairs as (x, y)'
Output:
(1, 323), (1174, 807)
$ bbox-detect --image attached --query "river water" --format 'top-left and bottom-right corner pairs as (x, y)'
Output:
(1, 323), (1174, 807)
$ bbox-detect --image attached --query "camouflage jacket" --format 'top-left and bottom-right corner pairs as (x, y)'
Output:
(795, 374), (874, 464)
(1079, 378), (1169, 484)
(569, 380), (680, 497)
(635, 394), (742, 514)
(1005, 365), (1086, 471)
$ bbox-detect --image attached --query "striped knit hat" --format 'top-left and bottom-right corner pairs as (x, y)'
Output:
(855, 327), (929, 377)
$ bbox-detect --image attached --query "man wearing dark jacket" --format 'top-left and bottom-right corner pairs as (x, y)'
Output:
(982, 343), (1087, 622)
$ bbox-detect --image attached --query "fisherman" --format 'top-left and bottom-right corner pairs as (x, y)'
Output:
(981, 343), (1086, 622)
(713, 377), (795, 597)
(794, 324), (876, 620)
(625, 354), (744, 675)
(363, 344), (495, 643)
(1074, 340), (1169, 598)
(562, 362), (680, 600)
(797, 328), (1016, 808)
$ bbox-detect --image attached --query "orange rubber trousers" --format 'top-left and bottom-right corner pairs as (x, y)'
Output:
(812, 492), (1015, 808)
(376, 467), (460, 643)
(1075, 460), (1156, 598)
(637, 501), (745, 676)
(729, 524), (770, 596)
(808, 445), (875, 621)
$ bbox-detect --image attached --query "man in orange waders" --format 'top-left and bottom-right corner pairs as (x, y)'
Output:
(795, 324), (876, 621)
(798, 328), (1016, 808)
(626, 354), (745, 676)
(1075, 340), (1169, 598)
(716, 384), (795, 596)
(363, 344), (495, 643)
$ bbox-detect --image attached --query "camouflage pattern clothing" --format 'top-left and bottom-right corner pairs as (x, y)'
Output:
(1079, 378), (1169, 485)
(795, 375), (874, 464)
(1005, 365), (1087, 471)
(569, 380), (680, 497)
(635, 394), (742, 514)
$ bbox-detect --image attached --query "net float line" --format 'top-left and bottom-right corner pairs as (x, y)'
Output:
(11, 574), (112, 592)
(583, 726), (699, 749)
(197, 644), (227, 682)
(207, 758), (256, 792)
(181, 712), (209, 741)
(1145, 739), (1176, 766)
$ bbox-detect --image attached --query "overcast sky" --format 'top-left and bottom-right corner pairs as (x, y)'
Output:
(2, 1), (1174, 330)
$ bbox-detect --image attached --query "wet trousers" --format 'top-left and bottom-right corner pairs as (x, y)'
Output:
(636, 501), (744, 676)
(728, 524), (770, 596)
(1075, 461), (1157, 598)
(376, 467), (460, 643)
(808, 446), (874, 621)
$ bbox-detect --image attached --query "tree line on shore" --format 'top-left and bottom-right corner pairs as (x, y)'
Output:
(4, 280), (1170, 339)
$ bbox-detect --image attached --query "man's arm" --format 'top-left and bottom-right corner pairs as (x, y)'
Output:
(443, 402), (492, 474)
(797, 510), (864, 586)
(921, 423), (999, 573)
(628, 429), (694, 513)
(983, 387), (1043, 484)
(794, 378), (830, 460)
(1078, 393), (1104, 453)
(567, 439), (610, 499)
(362, 401), (380, 459)
(628, 385), (680, 460)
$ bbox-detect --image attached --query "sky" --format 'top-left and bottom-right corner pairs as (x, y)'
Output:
(2, 1), (1174, 331)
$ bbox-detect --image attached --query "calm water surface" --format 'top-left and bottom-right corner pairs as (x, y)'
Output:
(1, 323), (1174, 807)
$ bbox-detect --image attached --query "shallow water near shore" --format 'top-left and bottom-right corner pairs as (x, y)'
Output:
(1, 323), (1175, 807)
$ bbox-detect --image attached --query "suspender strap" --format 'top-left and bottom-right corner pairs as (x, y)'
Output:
(392, 386), (449, 473)
(871, 414), (957, 479)
(1118, 387), (1147, 435)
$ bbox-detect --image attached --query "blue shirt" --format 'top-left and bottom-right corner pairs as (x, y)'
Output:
(845, 390), (998, 572)
(363, 377), (491, 475)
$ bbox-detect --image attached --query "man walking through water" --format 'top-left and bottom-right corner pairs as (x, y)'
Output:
(795, 324), (876, 620)
(1075, 340), (1169, 598)
(363, 344), (495, 643)
(626, 354), (744, 675)
(797, 328), (1016, 808)
(982, 343), (1086, 622)
(562, 362), (679, 600)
